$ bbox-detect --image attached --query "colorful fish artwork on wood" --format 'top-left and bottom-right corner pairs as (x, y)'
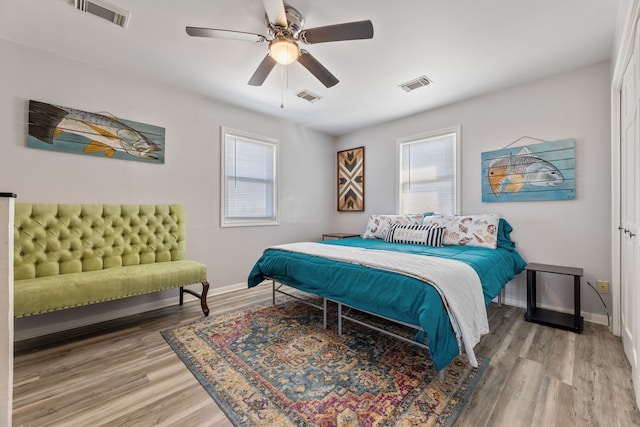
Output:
(481, 139), (576, 202)
(27, 100), (165, 164)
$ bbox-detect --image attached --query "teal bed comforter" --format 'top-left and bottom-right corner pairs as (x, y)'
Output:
(247, 223), (526, 371)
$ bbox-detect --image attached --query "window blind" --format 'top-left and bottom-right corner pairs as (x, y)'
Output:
(399, 131), (457, 215)
(223, 132), (276, 225)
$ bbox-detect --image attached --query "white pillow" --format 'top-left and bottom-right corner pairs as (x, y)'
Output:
(384, 223), (445, 246)
(423, 214), (500, 248)
(362, 214), (424, 240)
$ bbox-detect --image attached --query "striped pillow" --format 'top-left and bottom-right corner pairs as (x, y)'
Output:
(384, 223), (445, 246)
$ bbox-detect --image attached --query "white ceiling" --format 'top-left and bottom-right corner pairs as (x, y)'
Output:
(0, 0), (620, 136)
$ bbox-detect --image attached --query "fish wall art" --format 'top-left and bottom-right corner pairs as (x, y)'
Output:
(481, 139), (576, 202)
(27, 100), (165, 164)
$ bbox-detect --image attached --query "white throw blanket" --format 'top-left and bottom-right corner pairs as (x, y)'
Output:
(270, 242), (489, 367)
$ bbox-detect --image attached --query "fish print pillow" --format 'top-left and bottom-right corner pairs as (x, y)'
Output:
(423, 214), (500, 249)
(362, 214), (424, 240)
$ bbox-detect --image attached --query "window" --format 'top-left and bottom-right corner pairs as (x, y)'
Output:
(397, 126), (460, 215)
(221, 127), (278, 227)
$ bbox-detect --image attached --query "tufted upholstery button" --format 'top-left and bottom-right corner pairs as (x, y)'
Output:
(32, 238), (36, 242)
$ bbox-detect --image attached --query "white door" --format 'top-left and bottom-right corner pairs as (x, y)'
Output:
(620, 25), (640, 402)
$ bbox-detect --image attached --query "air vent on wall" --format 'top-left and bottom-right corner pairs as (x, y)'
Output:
(296, 90), (322, 103)
(73, 0), (130, 28)
(399, 75), (432, 92)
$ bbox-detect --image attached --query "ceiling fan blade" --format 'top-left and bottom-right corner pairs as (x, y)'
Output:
(297, 50), (339, 88)
(263, 0), (287, 27)
(186, 27), (266, 43)
(248, 55), (277, 86)
(300, 20), (374, 44)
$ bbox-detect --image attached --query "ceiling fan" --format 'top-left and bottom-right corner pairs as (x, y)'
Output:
(186, 0), (374, 88)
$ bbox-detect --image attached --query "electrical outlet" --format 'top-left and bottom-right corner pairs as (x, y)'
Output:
(597, 280), (609, 294)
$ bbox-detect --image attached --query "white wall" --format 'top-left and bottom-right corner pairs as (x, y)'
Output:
(0, 195), (15, 425)
(0, 38), (336, 339)
(0, 34), (613, 338)
(334, 61), (612, 323)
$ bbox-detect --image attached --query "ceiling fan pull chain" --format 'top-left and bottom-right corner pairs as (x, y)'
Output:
(280, 65), (285, 108)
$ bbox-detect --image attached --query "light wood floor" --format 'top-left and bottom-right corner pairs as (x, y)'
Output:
(12, 285), (640, 426)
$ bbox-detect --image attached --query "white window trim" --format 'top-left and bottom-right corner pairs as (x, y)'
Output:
(395, 125), (462, 215)
(220, 126), (279, 228)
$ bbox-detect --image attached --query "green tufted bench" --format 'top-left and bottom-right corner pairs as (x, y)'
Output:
(13, 204), (209, 318)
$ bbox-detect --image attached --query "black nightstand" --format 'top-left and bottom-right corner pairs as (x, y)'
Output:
(524, 263), (584, 333)
(322, 233), (360, 241)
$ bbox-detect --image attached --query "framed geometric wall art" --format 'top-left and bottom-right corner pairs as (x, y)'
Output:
(481, 139), (576, 202)
(337, 146), (365, 211)
(27, 100), (165, 164)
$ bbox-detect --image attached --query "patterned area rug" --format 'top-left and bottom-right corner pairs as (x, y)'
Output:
(161, 299), (488, 427)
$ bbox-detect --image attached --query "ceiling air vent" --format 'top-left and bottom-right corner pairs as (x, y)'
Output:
(296, 90), (322, 103)
(73, 0), (130, 28)
(399, 76), (432, 92)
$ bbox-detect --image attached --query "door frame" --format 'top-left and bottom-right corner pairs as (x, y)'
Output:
(612, 1), (640, 410)
(611, 0), (640, 338)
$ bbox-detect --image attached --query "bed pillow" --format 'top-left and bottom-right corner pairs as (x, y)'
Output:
(423, 214), (500, 249)
(362, 214), (424, 240)
(384, 223), (445, 246)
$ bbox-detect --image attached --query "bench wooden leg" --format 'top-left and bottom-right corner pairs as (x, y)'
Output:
(200, 281), (210, 316)
(179, 281), (210, 316)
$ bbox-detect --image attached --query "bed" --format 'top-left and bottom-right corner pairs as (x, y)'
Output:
(247, 214), (527, 373)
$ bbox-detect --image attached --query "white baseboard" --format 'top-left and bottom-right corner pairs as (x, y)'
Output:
(209, 281), (247, 295)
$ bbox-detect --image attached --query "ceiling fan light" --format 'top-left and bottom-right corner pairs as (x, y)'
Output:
(269, 38), (299, 65)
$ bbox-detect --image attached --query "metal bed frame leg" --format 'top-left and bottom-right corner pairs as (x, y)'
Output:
(272, 280), (276, 305)
(322, 298), (327, 329)
(498, 287), (505, 307)
(338, 302), (343, 335)
(438, 369), (445, 380)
